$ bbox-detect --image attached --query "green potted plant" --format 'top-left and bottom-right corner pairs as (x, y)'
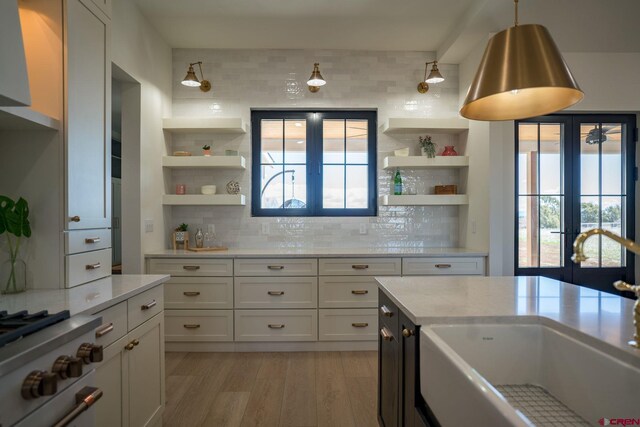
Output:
(419, 135), (436, 158)
(0, 196), (31, 294)
(202, 144), (211, 157)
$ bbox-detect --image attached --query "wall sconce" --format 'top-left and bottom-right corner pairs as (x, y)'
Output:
(181, 61), (211, 92)
(307, 63), (326, 93)
(417, 61), (445, 94)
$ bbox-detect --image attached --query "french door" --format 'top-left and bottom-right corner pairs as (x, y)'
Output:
(515, 114), (636, 294)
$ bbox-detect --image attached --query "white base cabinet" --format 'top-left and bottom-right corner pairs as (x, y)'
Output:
(94, 285), (165, 427)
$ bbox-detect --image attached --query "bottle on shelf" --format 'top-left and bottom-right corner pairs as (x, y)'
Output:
(393, 168), (403, 195)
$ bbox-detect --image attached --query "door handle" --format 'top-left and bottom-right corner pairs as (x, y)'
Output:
(52, 386), (103, 427)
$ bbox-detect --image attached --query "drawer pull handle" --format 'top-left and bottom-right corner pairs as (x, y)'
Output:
(352, 322), (369, 328)
(380, 305), (393, 317)
(435, 264), (452, 268)
(352, 264), (369, 270)
(141, 300), (157, 310)
(85, 263), (101, 270)
(183, 324), (201, 329)
(351, 290), (369, 295)
(268, 324), (285, 329)
(183, 265), (201, 271)
(267, 291), (285, 296)
(95, 323), (114, 338)
(84, 237), (101, 244)
(70, 216), (81, 222)
(380, 327), (394, 341)
(183, 291), (201, 297)
(267, 265), (284, 270)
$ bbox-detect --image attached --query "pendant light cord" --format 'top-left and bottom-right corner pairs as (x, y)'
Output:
(514, 0), (519, 26)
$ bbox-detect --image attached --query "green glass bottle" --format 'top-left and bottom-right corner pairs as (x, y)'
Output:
(393, 168), (402, 195)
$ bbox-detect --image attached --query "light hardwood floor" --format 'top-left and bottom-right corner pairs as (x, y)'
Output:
(163, 351), (379, 427)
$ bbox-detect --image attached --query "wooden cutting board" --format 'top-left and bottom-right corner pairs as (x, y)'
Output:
(186, 246), (228, 252)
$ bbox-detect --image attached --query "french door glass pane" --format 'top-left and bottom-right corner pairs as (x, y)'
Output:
(580, 196), (600, 268)
(518, 195), (539, 268)
(518, 123), (538, 195)
(580, 123), (600, 195)
(539, 124), (562, 194)
(346, 165), (368, 208)
(346, 120), (368, 164)
(601, 195), (623, 267)
(261, 119), (284, 163)
(601, 123), (623, 195)
(323, 120), (344, 163)
(284, 119), (306, 164)
(540, 195), (562, 267)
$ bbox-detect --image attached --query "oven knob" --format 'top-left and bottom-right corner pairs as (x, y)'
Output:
(21, 370), (58, 400)
(52, 356), (83, 379)
(77, 343), (104, 364)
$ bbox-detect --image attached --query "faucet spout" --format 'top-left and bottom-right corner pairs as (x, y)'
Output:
(572, 228), (640, 264)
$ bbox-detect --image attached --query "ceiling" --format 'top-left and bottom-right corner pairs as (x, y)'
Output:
(134, 0), (640, 57)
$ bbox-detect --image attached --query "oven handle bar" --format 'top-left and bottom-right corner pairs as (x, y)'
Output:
(52, 386), (103, 427)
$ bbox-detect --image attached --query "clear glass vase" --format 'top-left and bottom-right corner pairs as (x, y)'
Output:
(1, 257), (26, 294)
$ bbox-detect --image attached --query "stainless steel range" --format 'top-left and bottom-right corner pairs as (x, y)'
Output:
(0, 311), (104, 427)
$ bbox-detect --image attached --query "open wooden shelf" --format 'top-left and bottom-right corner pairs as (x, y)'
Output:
(162, 194), (246, 206)
(162, 155), (246, 169)
(383, 156), (469, 170)
(381, 118), (469, 134)
(162, 117), (248, 134)
(380, 194), (468, 206)
(0, 107), (60, 131)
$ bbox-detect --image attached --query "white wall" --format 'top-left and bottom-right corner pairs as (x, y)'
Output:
(170, 48), (466, 249)
(111, 0), (172, 271)
(460, 47), (640, 276)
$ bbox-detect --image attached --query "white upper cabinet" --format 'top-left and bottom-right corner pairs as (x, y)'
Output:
(0, 0), (31, 106)
(64, 0), (111, 230)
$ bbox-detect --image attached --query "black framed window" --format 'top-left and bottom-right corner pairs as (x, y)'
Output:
(251, 110), (377, 217)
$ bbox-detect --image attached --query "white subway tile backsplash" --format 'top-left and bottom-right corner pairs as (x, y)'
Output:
(169, 48), (464, 249)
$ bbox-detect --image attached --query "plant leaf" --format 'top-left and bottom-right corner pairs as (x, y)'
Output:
(0, 195), (12, 235)
(15, 198), (31, 238)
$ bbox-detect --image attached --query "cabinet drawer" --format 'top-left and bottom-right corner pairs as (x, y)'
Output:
(165, 310), (233, 342)
(319, 258), (401, 276)
(318, 276), (379, 308)
(319, 309), (378, 341)
(235, 277), (317, 309)
(65, 229), (111, 254)
(148, 258), (233, 277)
(92, 301), (127, 348)
(402, 257), (485, 276)
(234, 309), (318, 342)
(127, 285), (163, 331)
(164, 277), (233, 309)
(65, 248), (112, 288)
(234, 258), (317, 276)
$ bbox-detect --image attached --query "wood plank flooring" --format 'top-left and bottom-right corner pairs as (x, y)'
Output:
(163, 351), (379, 427)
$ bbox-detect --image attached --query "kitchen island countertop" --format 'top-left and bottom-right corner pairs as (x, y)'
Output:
(376, 275), (640, 367)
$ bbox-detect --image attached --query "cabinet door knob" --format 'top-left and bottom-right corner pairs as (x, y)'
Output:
(380, 327), (394, 341)
(351, 289), (368, 295)
(402, 328), (414, 337)
(380, 305), (393, 317)
(70, 216), (81, 222)
(125, 343), (135, 351)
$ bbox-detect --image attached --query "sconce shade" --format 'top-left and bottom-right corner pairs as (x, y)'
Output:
(460, 24), (583, 121)
(181, 65), (201, 87)
(425, 64), (444, 84)
(307, 63), (326, 87)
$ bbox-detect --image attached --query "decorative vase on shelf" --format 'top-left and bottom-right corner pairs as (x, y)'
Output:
(195, 228), (204, 248)
(1, 257), (26, 294)
(441, 146), (458, 156)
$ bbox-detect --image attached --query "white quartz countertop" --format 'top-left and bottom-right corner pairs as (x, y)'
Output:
(0, 274), (169, 316)
(145, 247), (487, 258)
(376, 275), (640, 366)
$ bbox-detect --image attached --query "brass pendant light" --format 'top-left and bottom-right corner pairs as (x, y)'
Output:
(460, 0), (583, 121)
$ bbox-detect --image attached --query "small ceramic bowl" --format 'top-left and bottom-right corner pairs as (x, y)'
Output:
(394, 148), (410, 157)
(201, 185), (217, 195)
